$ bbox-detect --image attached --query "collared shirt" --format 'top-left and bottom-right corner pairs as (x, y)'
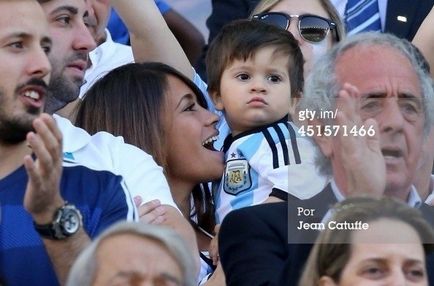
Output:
(425, 175), (434, 205)
(54, 114), (177, 210)
(330, 179), (422, 207)
(79, 29), (134, 98)
(322, 179), (422, 223)
(0, 150), (137, 285)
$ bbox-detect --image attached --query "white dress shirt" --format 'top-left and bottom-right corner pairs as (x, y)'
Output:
(80, 29), (134, 98)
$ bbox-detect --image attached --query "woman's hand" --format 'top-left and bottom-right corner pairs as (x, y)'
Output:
(134, 197), (167, 224)
(209, 224), (221, 266)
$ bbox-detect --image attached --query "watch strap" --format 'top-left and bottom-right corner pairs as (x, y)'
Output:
(34, 221), (63, 239)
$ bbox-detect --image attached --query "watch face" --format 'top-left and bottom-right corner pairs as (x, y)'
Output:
(61, 208), (81, 234)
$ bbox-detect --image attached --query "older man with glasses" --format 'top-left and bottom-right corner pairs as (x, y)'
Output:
(219, 32), (434, 286)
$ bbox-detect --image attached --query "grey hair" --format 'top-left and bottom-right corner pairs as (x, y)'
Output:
(66, 222), (197, 286)
(298, 32), (434, 176)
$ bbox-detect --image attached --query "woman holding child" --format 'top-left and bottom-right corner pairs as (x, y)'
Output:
(75, 62), (225, 285)
(76, 0), (346, 284)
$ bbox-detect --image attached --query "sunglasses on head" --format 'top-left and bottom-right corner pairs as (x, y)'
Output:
(252, 12), (338, 43)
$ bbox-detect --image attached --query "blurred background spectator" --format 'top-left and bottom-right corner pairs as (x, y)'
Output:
(108, 0), (208, 65)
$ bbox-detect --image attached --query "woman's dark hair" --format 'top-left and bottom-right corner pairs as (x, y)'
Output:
(206, 19), (304, 99)
(75, 62), (215, 233)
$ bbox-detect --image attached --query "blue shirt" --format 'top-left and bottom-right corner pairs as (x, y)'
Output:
(108, 0), (171, 45)
(0, 163), (135, 286)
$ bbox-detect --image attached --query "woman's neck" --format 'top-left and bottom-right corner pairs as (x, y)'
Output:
(168, 178), (195, 219)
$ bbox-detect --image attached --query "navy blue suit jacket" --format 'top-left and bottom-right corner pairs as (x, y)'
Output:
(219, 185), (434, 286)
(385, 0), (434, 40)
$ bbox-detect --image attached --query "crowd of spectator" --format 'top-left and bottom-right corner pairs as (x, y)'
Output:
(0, 0), (434, 285)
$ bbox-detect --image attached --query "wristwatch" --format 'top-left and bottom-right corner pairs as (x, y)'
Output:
(34, 203), (82, 240)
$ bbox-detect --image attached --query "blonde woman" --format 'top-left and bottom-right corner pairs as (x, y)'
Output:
(251, 0), (345, 77)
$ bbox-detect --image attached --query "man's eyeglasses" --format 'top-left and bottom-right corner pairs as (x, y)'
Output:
(252, 12), (338, 43)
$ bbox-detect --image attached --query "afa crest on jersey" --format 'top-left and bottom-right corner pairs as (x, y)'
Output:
(223, 159), (251, 195)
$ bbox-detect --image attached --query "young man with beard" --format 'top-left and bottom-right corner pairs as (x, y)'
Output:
(0, 0), (136, 285)
(37, 0), (200, 271)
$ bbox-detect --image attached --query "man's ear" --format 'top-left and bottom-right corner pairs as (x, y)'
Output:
(210, 90), (224, 111)
(311, 119), (333, 158)
(319, 276), (338, 286)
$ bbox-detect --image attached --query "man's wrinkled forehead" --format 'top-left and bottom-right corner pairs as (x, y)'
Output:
(335, 45), (421, 93)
